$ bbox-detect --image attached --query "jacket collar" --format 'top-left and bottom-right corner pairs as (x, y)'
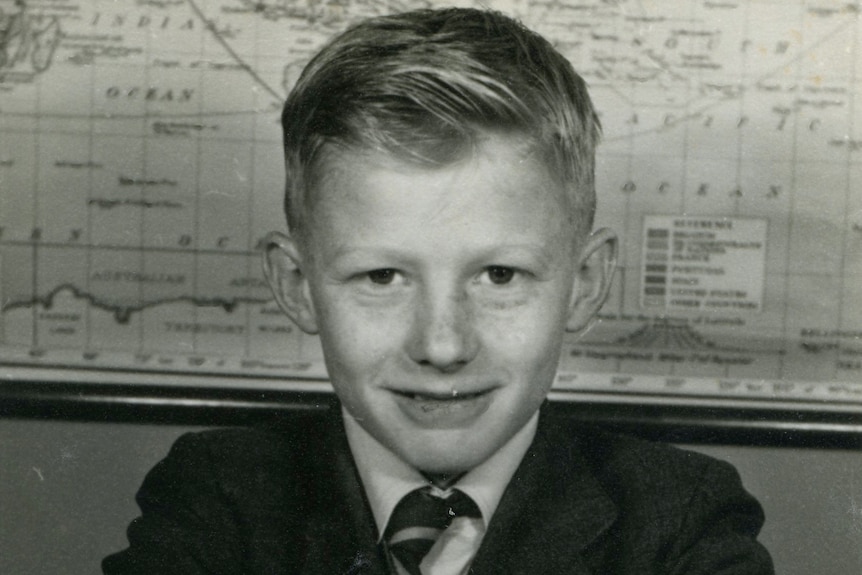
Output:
(298, 403), (389, 575)
(300, 401), (618, 575)
(469, 406), (618, 574)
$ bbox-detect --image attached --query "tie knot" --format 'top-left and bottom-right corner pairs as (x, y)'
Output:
(385, 488), (481, 538)
(384, 488), (481, 574)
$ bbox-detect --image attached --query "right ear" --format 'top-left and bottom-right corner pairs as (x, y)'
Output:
(262, 231), (319, 334)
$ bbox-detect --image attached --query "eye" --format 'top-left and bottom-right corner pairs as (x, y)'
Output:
(366, 268), (398, 285)
(484, 266), (516, 285)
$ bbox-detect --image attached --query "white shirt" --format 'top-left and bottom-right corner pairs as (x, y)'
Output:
(343, 408), (538, 575)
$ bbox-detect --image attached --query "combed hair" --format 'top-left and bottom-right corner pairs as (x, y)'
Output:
(281, 7), (601, 241)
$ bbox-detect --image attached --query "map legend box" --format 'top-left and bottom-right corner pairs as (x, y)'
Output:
(641, 216), (768, 313)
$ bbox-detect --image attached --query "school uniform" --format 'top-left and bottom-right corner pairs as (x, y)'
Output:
(103, 402), (773, 574)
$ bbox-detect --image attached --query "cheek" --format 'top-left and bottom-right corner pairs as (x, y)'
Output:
(315, 295), (406, 370)
(478, 315), (565, 384)
(478, 289), (570, 350)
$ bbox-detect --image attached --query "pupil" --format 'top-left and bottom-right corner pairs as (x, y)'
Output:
(488, 267), (514, 284)
(368, 269), (394, 284)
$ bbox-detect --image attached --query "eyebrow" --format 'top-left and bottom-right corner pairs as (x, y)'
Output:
(472, 244), (556, 266)
(328, 243), (558, 269)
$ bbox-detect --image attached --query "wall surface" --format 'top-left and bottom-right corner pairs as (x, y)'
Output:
(1, 419), (860, 575)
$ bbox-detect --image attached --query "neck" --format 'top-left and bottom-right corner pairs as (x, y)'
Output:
(422, 471), (466, 489)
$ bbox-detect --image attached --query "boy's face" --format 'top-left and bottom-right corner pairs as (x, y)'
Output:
(266, 134), (615, 475)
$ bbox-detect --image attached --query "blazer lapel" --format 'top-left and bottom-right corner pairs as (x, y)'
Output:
(298, 408), (390, 575)
(469, 410), (618, 575)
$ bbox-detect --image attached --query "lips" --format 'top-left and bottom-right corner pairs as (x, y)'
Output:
(392, 389), (489, 402)
(388, 386), (497, 428)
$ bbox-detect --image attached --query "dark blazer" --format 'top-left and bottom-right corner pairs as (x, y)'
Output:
(103, 404), (773, 574)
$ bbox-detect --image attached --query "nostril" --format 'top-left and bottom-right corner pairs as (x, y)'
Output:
(416, 356), (469, 373)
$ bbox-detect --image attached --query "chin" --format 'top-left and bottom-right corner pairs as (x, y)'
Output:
(401, 443), (494, 477)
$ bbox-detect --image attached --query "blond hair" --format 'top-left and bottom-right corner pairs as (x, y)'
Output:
(281, 8), (600, 242)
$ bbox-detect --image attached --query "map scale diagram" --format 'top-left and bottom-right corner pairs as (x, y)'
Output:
(1, 0), (860, 407)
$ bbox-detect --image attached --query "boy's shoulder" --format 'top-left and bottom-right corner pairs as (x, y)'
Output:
(541, 408), (731, 473)
(536, 410), (760, 522)
(159, 405), (758, 529)
(170, 406), (739, 495)
(133, 410), (356, 537)
(573, 422), (731, 486)
(105, 411), (366, 573)
(524, 412), (769, 572)
(161, 409), (339, 471)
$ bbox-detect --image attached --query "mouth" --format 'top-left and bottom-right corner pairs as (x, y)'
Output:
(393, 390), (491, 403)
(391, 388), (492, 402)
(387, 385), (497, 426)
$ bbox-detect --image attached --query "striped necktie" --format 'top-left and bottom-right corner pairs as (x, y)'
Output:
(384, 487), (481, 575)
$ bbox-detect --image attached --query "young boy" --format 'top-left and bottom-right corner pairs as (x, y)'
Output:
(104, 8), (773, 574)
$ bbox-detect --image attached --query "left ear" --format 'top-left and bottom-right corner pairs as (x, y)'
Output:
(566, 227), (618, 334)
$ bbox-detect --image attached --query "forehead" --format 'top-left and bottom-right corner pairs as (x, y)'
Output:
(299, 134), (581, 265)
(309, 134), (572, 222)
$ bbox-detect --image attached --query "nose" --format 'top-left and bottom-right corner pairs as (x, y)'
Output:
(406, 284), (478, 371)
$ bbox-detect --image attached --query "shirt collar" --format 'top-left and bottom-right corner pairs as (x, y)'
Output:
(343, 407), (538, 541)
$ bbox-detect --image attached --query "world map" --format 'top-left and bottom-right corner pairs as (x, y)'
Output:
(1, 0), (860, 408)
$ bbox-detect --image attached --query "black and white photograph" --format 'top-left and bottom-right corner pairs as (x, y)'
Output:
(1, 1), (860, 573)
